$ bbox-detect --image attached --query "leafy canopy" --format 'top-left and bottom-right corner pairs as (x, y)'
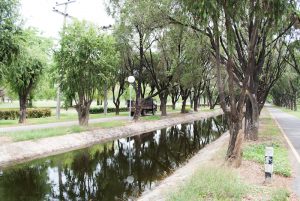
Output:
(55, 20), (119, 104)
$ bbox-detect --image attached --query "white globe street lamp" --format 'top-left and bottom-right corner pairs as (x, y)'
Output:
(128, 76), (135, 119)
(128, 76), (135, 84)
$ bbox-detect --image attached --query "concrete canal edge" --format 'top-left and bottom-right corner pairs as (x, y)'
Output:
(138, 131), (229, 201)
(0, 109), (223, 168)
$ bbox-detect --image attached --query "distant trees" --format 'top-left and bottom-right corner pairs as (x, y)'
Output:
(54, 21), (119, 126)
(4, 28), (52, 123)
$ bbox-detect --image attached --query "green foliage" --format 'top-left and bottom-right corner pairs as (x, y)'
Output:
(168, 167), (249, 201)
(243, 143), (291, 177)
(55, 20), (119, 107)
(0, 0), (20, 72)
(89, 107), (128, 114)
(0, 108), (51, 120)
(4, 28), (52, 97)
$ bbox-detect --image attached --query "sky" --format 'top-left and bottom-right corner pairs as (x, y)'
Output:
(20, 0), (114, 39)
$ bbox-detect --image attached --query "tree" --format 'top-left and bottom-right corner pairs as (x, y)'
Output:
(0, 0), (20, 81)
(4, 28), (51, 123)
(55, 21), (119, 126)
(169, 0), (298, 165)
(108, 0), (165, 120)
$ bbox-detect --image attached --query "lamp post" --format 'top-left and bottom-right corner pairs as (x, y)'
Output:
(128, 76), (135, 118)
(126, 76), (135, 184)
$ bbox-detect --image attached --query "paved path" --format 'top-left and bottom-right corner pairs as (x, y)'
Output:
(268, 107), (300, 197)
(0, 116), (129, 133)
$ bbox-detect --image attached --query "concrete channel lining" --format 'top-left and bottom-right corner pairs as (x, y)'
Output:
(0, 110), (223, 168)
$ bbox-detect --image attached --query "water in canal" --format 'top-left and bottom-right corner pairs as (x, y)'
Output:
(0, 115), (227, 201)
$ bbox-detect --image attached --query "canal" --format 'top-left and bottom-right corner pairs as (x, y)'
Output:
(0, 115), (227, 201)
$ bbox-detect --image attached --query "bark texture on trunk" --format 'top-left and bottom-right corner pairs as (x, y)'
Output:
(115, 105), (120, 115)
(244, 93), (259, 140)
(159, 92), (168, 116)
(104, 83), (108, 115)
(75, 102), (91, 126)
(19, 94), (27, 124)
(193, 99), (198, 112)
(181, 99), (187, 113)
(226, 118), (244, 167)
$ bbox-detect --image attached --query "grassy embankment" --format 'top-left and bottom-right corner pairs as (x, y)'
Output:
(168, 110), (292, 201)
(0, 105), (215, 142)
(0, 114), (164, 141)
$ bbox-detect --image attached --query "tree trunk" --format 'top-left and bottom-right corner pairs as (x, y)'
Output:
(193, 96), (199, 112)
(294, 93), (297, 111)
(115, 103), (120, 115)
(159, 92), (168, 116)
(244, 99), (259, 141)
(181, 98), (187, 113)
(172, 102), (176, 110)
(19, 94), (27, 124)
(75, 102), (91, 126)
(226, 118), (244, 167)
(190, 93), (193, 109)
(104, 83), (108, 115)
(134, 81), (142, 120)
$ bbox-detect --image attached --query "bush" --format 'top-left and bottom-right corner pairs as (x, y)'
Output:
(89, 107), (128, 114)
(0, 108), (52, 120)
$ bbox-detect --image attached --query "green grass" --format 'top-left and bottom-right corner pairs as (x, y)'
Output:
(0, 112), (128, 127)
(257, 116), (281, 137)
(1, 120), (126, 141)
(2, 126), (86, 141)
(271, 188), (290, 201)
(92, 121), (126, 128)
(141, 115), (161, 121)
(243, 143), (291, 177)
(243, 111), (291, 177)
(168, 167), (249, 201)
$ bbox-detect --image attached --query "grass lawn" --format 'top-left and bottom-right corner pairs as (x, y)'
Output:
(0, 112), (128, 127)
(1, 120), (127, 141)
(0, 113), (167, 141)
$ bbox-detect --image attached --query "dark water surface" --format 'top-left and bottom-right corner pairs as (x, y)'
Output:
(0, 115), (227, 201)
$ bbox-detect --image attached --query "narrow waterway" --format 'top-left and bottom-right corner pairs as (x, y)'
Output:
(0, 115), (227, 201)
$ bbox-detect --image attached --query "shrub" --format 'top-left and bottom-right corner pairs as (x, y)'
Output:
(0, 108), (51, 120)
(89, 107), (128, 114)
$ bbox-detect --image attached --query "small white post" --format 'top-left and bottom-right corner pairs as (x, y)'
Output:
(265, 146), (274, 182)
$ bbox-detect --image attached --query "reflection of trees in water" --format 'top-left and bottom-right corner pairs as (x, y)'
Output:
(0, 115), (227, 201)
(0, 164), (50, 201)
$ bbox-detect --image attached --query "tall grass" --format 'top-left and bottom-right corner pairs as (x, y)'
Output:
(168, 167), (249, 201)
